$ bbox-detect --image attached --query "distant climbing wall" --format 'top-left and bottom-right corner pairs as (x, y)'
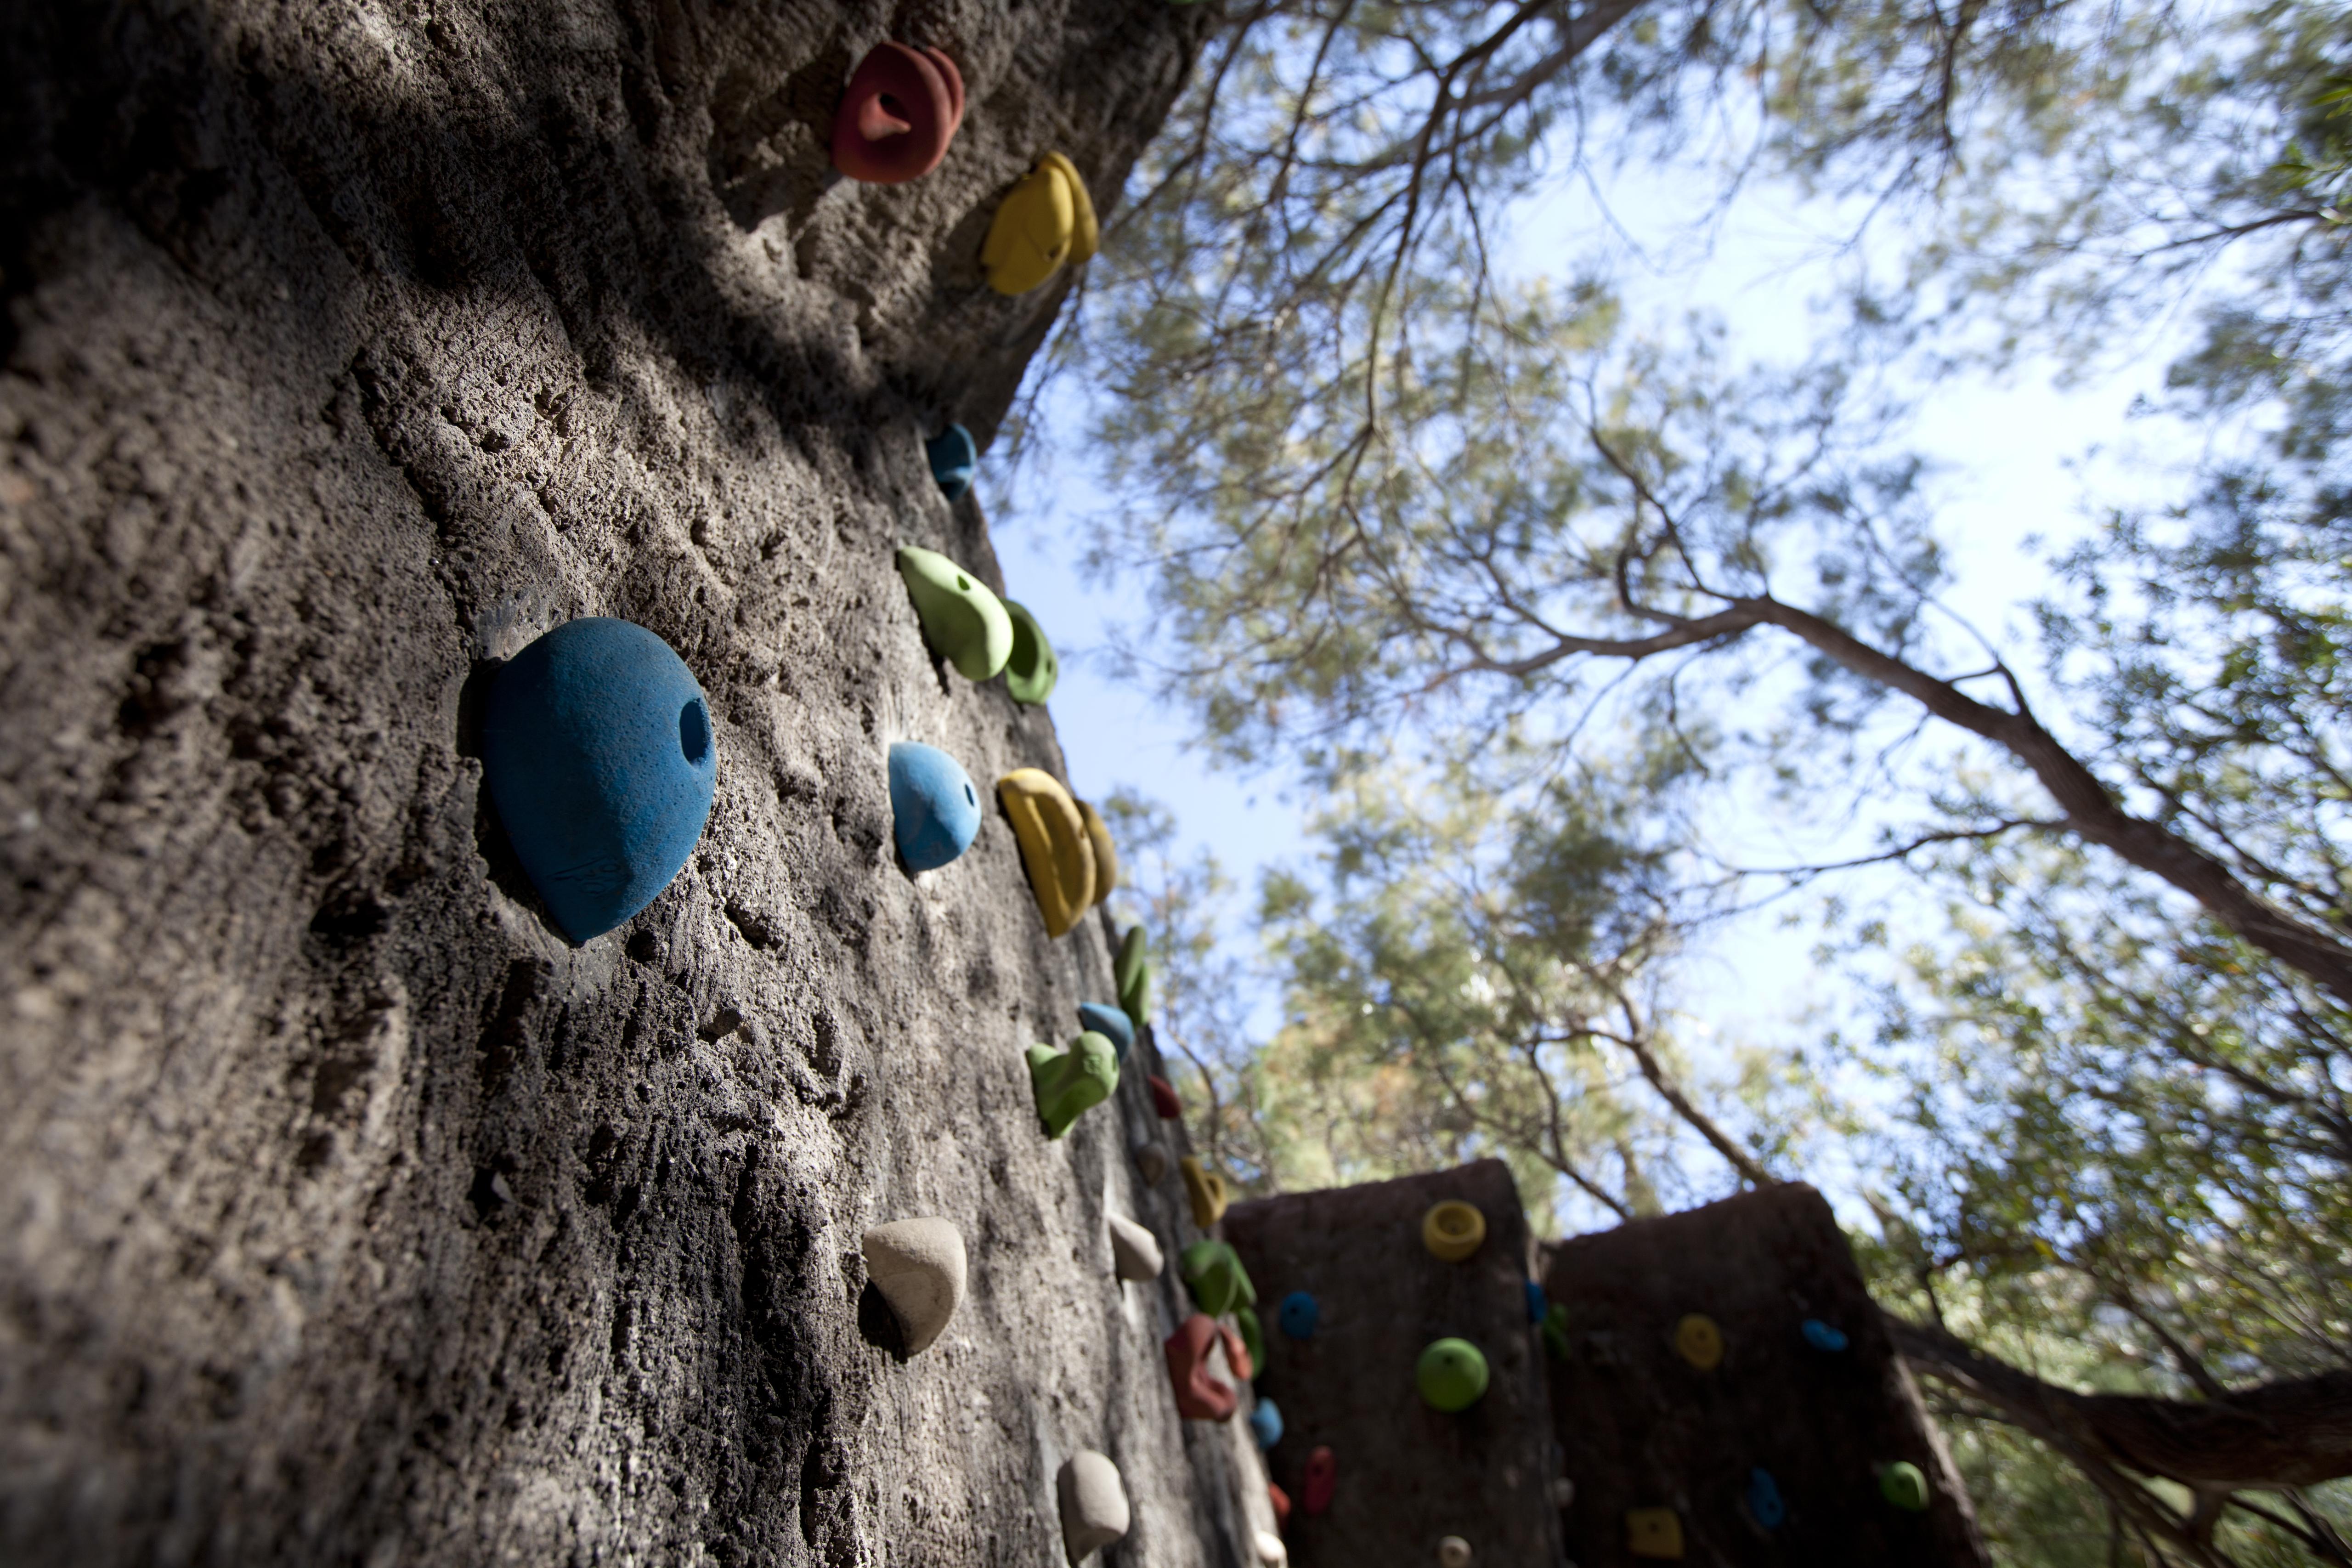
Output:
(1223, 1160), (1564, 1568)
(0, 1), (1280, 1564)
(1540, 1183), (1992, 1567)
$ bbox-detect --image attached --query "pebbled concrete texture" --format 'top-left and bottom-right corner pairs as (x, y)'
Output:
(0, 1), (1269, 1563)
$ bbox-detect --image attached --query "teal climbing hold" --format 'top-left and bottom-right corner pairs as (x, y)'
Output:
(888, 742), (982, 872)
(1416, 1338), (1489, 1412)
(1078, 1002), (1135, 1062)
(1526, 1280), (1548, 1323)
(1248, 1398), (1283, 1449)
(1278, 1291), (1319, 1339)
(1027, 1031), (1119, 1139)
(1801, 1318), (1849, 1352)
(1747, 1468), (1785, 1528)
(1179, 1240), (1257, 1317)
(926, 424), (976, 501)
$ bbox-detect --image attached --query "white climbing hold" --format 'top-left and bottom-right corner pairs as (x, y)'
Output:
(1109, 1213), (1165, 1282)
(861, 1217), (967, 1355)
(1439, 1537), (1473, 1568)
(1057, 1450), (1131, 1564)
(1552, 1477), (1577, 1509)
(1255, 1531), (1289, 1565)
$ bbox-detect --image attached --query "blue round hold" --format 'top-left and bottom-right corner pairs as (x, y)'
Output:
(1747, 1467), (1786, 1528)
(888, 742), (982, 872)
(1525, 1280), (1548, 1324)
(482, 618), (717, 943)
(1801, 1318), (1849, 1353)
(926, 424), (977, 502)
(1078, 1002), (1136, 1063)
(1278, 1290), (1319, 1340)
(1248, 1398), (1283, 1450)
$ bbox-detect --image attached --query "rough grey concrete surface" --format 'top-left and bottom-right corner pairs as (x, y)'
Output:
(0, 1), (1275, 1563)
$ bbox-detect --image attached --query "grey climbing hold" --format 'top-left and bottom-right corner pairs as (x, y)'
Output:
(1134, 1140), (1170, 1184)
(861, 1217), (966, 1354)
(1110, 1213), (1164, 1282)
(1057, 1450), (1131, 1563)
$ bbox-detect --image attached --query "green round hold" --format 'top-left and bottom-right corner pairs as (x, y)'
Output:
(1879, 1460), (1930, 1512)
(1416, 1337), (1490, 1412)
(1002, 599), (1058, 705)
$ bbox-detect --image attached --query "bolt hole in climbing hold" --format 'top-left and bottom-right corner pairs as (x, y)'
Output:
(1800, 1317), (1849, 1352)
(1673, 1313), (1725, 1370)
(831, 42), (965, 183)
(956, 575), (970, 590)
(678, 699), (710, 763)
(1278, 1290), (1319, 1339)
(1416, 1338), (1490, 1412)
(1421, 1200), (1487, 1262)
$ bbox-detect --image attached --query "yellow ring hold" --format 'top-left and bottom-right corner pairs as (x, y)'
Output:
(1180, 1155), (1229, 1227)
(1673, 1313), (1724, 1371)
(996, 769), (1096, 936)
(982, 152), (1099, 295)
(1421, 1200), (1487, 1262)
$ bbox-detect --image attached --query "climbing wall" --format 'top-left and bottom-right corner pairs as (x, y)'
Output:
(0, 0), (1283, 1563)
(1223, 1160), (1565, 1568)
(1540, 1183), (1992, 1567)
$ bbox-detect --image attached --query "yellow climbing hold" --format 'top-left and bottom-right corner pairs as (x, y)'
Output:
(1078, 798), (1119, 902)
(1627, 1507), (1684, 1559)
(1180, 1155), (1228, 1227)
(983, 152), (1098, 294)
(997, 769), (1096, 936)
(1422, 1200), (1487, 1262)
(1674, 1313), (1724, 1370)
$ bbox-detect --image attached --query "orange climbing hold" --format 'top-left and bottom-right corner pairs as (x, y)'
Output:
(1164, 1313), (1238, 1421)
(831, 43), (966, 184)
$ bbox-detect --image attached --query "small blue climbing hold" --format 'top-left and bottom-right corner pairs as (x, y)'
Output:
(927, 424), (977, 502)
(1078, 1002), (1136, 1062)
(482, 617), (717, 943)
(888, 742), (982, 872)
(1801, 1318), (1849, 1353)
(1278, 1290), (1319, 1340)
(1747, 1467), (1786, 1528)
(1248, 1398), (1283, 1450)
(1526, 1280), (1548, 1324)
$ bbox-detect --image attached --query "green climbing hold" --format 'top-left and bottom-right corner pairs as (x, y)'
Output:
(1540, 1302), (1571, 1361)
(895, 546), (1012, 681)
(1116, 924), (1153, 1026)
(1179, 1239), (1258, 1317)
(1879, 1460), (1931, 1512)
(1027, 1031), (1119, 1139)
(1003, 599), (1058, 704)
(1234, 1305), (1265, 1377)
(1416, 1337), (1490, 1412)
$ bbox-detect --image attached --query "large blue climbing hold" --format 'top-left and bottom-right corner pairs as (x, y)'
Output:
(482, 618), (717, 943)
(1248, 1398), (1283, 1450)
(927, 424), (977, 502)
(1526, 1280), (1548, 1324)
(1078, 1002), (1136, 1062)
(1801, 1318), (1849, 1353)
(1747, 1468), (1786, 1528)
(1278, 1290), (1319, 1340)
(888, 742), (983, 872)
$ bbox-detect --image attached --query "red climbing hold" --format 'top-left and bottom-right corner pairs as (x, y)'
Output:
(1148, 1074), (1182, 1118)
(1221, 1321), (1255, 1382)
(1269, 1483), (1291, 1530)
(830, 43), (966, 184)
(1164, 1312), (1238, 1421)
(1303, 1446), (1336, 1515)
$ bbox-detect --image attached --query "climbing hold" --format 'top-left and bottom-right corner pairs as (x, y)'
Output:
(1416, 1338), (1490, 1412)
(896, 546), (1013, 680)
(1526, 1280), (1548, 1323)
(1801, 1317), (1849, 1353)
(1269, 1482), (1291, 1528)
(926, 424), (977, 502)
(1626, 1507), (1684, 1559)
(982, 152), (1098, 294)
(1248, 1397), (1283, 1449)
(1179, 1239), (1255, 1317)
(1551, 1477), (1577, 1509)
(1078, 1002), (1136, 1062)
(1234, 1305), (1265, 1376)
(1109, 1213), (1164, 1282)
(1255, 1532), (1288, 1566)
(1422, 1200), (1487, 1262)
(861, 1217), (967, 1355)
(1674, 1313), (1724, 1370)
(481, 618), (718, 943)
(1180, 1155), (1229, 1227)
(1278, 1291), (1320, 1340)
(1746, 1468), (1785, 1529)
(1541, 1301), (1571, 1361)
(1003, 600), (1059, 706)
(1165, 1313), (1238, 1420)
(831, 42), (965, 184)
(1115, 924), (1153, 1027)
(1027, 1031), (1119, 1139)
(1056, 1449), (1131, 1564)
(1879, 1460), (1930, 1512)
(1221, 1320), (1255, 1381)
(1302, 1446), (1336, 1515)
(1148, 1075), (1182, 1119)
(887, 742), (982, 872)
(1077, 798), (1117, 896)
(1438, 1539), (1472, 1568)
(998, 768), (1096, 935)
(1134, 1138), (1170, 1183)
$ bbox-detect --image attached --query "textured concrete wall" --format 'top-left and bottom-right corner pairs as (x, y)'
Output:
(1223, 1159), (1562, 1568)
(1540, 1183), (1992, 1568)
(0, 1), (1281, 1562)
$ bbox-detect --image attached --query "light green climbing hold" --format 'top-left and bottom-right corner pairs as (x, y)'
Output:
(1234, 1305), (1265, 1377)
(1116, 924), (1152, 1027)
(1179, 1239), (1258, 1317)
(1417, 1337), (1490, 1412)
(895, 546), (1012, 681)
(1003, 599), (1058, 705)
(1027, 1031), (1119, 1139)
(1879, 1461), (1931, 1512)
